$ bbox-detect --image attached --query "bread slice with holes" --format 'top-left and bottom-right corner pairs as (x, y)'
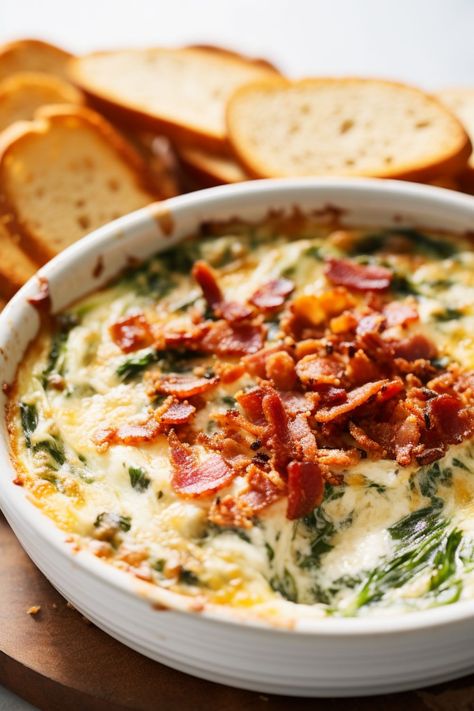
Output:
(178, 145), (250, 186)
(437, 88), (474, 191)
(0, 105), (160, 263)
(0, 221), (39, 297)
(0, 71), (83, 132)
(226, 78), (472, 181)
(69, 46), (279, 150)
(0, 39), (72, 82)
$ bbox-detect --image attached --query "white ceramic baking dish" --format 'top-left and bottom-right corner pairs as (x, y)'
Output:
(1, 178), (474, 697)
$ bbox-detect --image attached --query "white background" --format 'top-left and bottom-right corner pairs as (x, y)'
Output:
(1, 1), (473, 709)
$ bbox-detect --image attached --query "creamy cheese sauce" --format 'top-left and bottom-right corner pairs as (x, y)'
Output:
(8, 219), (474, 619)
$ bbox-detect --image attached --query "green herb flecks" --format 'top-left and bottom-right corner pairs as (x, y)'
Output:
(19, 402), (38, 447)
(33, 437), (66, 468)
(433, 308), (463, 322)
(270, 568), (298, 602)
(129, 466), (151, 492)
(116, 349), (159, 381)
(41, 314), (78, 388)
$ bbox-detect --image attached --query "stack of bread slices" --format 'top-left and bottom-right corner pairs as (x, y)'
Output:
(0, 37), (473, 302)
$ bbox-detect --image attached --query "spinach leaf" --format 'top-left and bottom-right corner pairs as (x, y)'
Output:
(41, 314), (78, 387)
(33, 437), (66, 467)
(19, 402), (38, 447)
(116, 349), (159, 381)
(129, 466), (150, 492)
(270, 568), (298, 602)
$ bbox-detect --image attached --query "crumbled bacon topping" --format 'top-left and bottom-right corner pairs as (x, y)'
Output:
(98, 248), (474, 525)
(325, 258), (392, 291)
(110, 313), (153, 353)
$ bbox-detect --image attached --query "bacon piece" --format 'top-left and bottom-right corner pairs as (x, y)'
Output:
(392, 415), (420, 466)
(315, 379), (389, 422)
(325, 258), (392, 291)
(356, 313), (386, 337)
(349, 421), (385, 456)
(347, 349), (381, 385)
(378, 378), (404, 402)
(241, 464), (285, 512)
(249, 278), (294, 310)
(94, 419), (161, 448)
(158, 399), (196, 425)
(262, 388), (293, 472)
(192, 260), (223, 308)
(393, 333), (437, 361)
(154, 373), (219, 399)
(265, 351), (296, 390)
(279, 391), (317, 416)
(192, 260), (252, 321)
(168, 430), (235, 497)
(242, 344), (285, 377)
(317, 448), (360, 468)
(110, 313), (153, 353)
(163, 323), (209, 349)
(200, 321), (264, 356)
(208, 495), (253, 528)
(383, 301), (419, 328)
(286, 461), (325, 519)
(213, 409), (266, 438)
(296, 354), (343, 387)
(318, 386), (347, 407)
(427, 394), (474, 444)
(288, 413), (318, 460)
(236, 386), (266, 422)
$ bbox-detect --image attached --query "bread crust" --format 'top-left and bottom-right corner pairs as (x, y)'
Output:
(226, 77), (472, 182)
(0, 105), (161, 263)
(178, 145), (249, 186)
(69, 47), (279, 151)
(0, 38), (72, 81)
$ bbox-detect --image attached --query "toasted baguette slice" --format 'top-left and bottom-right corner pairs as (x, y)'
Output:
(0, 72), (83, 132)
(0, 39), (72, 82)
(178, 145), (250, 186)
(0, 105), (160, 263)
(69, 47), (279, 150)
(437, 88), (474, 193)
(227, 78), (472, 181)
(0, 221), (39, 297)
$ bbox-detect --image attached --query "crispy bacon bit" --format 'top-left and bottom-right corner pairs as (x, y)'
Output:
(393, 334), (437, 361)
(428, 394), (474, 444)
(242, 344), (285, 377)
(208, 495), (253, 528)
(296, 354), (343, 387)
(236, 386), (266, 422)
(158, 398), (196, 425)
(349, 421), (385, 456)
(164, 323), (209, 349)
(241, 464), (285, 512)
(168, 430), (235, 497)
(356, 313), (385, 337)
(315, 379), (389, 422)
(153, 373), (219, 399)
(250, 278), (294, 310)
(347, 349), (381, 385)
(287, 461), (324, 520)
(200, 321), (264, 356)
(318, 386), (347, 407)
(94, 419), (161, 448)
(317, 448), (360, 469)
(110, 313), (153, 353)
(383, 301), (419, 328)
(279, 391), (316, 416)
(378, 378), (404, 402)
(265, 351), (296, 390)
(192, 260), (252, 321)
(192, 260), (223, 308)
(325, 258), (392, 291)
(393, 415), (420, 466)
(262, 388), (293, 472)
(288, 413), (318, 460)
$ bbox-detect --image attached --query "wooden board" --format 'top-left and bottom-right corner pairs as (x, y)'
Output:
(1, 513), (474, 711)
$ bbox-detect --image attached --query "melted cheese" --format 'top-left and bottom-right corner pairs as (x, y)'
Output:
(9, 221), (474, 620)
